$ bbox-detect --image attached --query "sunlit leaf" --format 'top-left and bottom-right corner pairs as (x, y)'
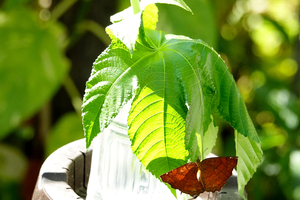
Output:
(127, 45), (189, 175)
(106, 12), (142, 54)
(202, 119), (218, 159)
(142, 4), (159, 30)
(82, 28), (261, 197)
(106, 0), (192, 53)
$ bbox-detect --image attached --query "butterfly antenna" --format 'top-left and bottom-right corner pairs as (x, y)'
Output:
(188, 194), (199, 200)
(199, 148), (209, 161)
(203, 148), (209, 155)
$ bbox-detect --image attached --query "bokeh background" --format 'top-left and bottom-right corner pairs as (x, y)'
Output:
(0, 0), (299, 199)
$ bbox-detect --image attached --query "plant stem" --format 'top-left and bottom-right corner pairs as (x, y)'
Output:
(130, 0), (141, 15)
(51, 0), (78, 21)
(63, 75), (82, 117)
(77, 20), (111, 46)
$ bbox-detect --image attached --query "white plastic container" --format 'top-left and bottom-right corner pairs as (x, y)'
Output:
(85, 103), (241, 200)
(86, 103), (181, 200)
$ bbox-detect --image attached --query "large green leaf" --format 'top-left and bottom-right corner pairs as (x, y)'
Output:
(82, 28), (262, 197)
(83, 26), (258, 175)
(0, 8), (69, 138)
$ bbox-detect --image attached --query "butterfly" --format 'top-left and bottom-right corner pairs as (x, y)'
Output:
(160, 157), (238, 199)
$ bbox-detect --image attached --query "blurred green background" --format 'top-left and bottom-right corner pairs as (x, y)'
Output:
(0, 0), (299, 199)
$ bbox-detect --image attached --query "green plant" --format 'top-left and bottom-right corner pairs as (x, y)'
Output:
(0, 6), (69, 139)
(81, 0), (262, 199)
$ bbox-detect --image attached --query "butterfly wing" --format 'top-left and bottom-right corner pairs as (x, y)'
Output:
(160, 162), (205, 196)
(199, 157), (238, 192)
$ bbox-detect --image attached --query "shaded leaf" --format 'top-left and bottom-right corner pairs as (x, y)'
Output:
(207, 50), (261, 143)
(157, 0), (217, 47)
(46, 112), (84, 156)
(2, 0), (31, 11)
(158, 37), (217, 161)
(235, 130), (263, 200)
(0, 8), (69, 138)
(82, 41), (137, 147)
(0, 143), (27, 181)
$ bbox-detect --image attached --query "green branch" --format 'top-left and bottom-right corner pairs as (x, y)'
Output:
(130, 0), (141, 15)
(77, 20), (111, 46)
(63, 75), (82, 117)
(51, 0), (78, 21)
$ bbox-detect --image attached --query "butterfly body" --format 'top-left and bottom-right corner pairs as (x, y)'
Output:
(160, 157), (238, 198)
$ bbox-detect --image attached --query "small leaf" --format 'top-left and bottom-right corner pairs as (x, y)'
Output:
(235, 130), (263, 200)
(111, 0), (191, 23)
(106, 12), (142, 54)
(107, 1), (159, 53)
(142, 4), (159, 30)
(106, 0), (192, 53)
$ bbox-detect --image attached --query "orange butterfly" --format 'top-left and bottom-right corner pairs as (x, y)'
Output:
(160, 157), (238, 199)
